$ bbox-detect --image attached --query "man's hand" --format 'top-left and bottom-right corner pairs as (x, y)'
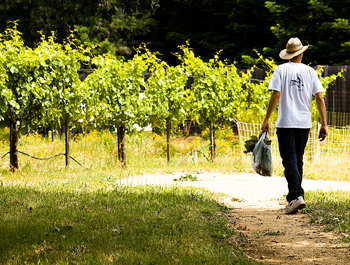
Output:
(315, 92), (328, 142)
(261, 120), (269, 133)
(318, 125), (328, 141)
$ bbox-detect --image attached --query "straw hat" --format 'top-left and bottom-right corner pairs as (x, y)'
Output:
(279, 37), (309, 60)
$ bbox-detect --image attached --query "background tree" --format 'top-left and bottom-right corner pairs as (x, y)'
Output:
(3, 0), (350, 67)
(143, 0), (233, 65)
(265, 0), (350, 65)
(0, 0), (158, 57)
(227, 0), (276, 67)
(142, 0), (276, 67)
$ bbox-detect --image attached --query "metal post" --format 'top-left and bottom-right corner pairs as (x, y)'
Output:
(65, 119), (69, 166)
(193, 150), (198, 164)
(167, 119), (171, 164)
(333, 91), (335, 127)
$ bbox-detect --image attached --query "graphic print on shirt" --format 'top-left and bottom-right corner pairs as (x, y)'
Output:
(290, 73), (304, 91)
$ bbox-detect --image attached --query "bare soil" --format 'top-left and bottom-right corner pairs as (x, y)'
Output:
(229, 207), (350, 264)
(122, 171), (350, 264)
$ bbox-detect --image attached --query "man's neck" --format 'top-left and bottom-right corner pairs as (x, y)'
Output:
(289, 54), (302, 63)
(290, 59), (302, 63)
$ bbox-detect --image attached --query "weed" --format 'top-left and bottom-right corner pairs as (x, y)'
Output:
(231, 197), (245, 202)
(174, 173), (198, 182)
(254, 230), (286, 238)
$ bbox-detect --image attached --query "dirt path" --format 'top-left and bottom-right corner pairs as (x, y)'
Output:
(230, 207), (349, 264)
(122, 172), (350, 264)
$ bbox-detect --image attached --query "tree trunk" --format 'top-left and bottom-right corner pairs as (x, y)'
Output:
(210, 124), (216, 161)
(117, 125), (127, 168)
(65, 119), (70, 166)
(166, 118), (171, 164)
(10, 120), (19, 170)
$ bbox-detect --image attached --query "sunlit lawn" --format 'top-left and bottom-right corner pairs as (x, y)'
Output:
(0, 183), (259, 264)
(0, 128), (261, 265)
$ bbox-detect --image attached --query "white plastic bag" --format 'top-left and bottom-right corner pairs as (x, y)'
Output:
(251, 132), (273, 176)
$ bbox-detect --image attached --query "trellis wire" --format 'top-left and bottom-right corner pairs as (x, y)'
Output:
(0, 150), (88, 169)
(178, 150), (210, 166)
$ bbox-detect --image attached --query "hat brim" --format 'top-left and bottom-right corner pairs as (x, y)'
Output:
(279, 45), (309, 60)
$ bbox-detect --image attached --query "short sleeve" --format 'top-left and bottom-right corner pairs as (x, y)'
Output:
(268, 67), (281, 92)
(312, 71), (325, 95)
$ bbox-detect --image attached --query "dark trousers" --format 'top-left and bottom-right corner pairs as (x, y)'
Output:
(276, 128), (310, 202)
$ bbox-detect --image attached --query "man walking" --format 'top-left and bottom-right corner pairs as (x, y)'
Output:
(261, 37), (328, 214)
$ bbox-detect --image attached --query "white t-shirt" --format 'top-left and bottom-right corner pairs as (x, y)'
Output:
(268, 62), (325, 128)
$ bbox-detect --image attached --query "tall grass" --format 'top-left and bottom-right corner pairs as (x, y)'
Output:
(0, 128), (244, 182)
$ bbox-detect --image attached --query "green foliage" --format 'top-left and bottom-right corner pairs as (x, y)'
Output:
(74, 7), (157, 57)
(0, 127), (9, 142)
(0, 23), (344, 169)
(143, 0), (275, 67)
(244, 135), (259, 154)
(4, 0), (350, 68)
(175, 42), (248, 129)
(311, 66), (344, 121)
(244, 134), (271, 154)
(0, 22), (88, 130)
(82, 52), (147, 132)
(138, 44), (190, 131)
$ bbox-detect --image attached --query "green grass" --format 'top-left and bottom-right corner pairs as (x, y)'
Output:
(0, 182), (258, 264)
(304, 190), (350, 243)
(2, 128), (350, 263)
(0, 129), (261, 264)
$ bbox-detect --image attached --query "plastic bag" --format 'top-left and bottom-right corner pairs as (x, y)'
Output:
(251, 132), (273, 176)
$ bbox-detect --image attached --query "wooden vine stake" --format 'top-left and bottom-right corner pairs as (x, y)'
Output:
(117, 125), (127, 168)
(166, 117), (171, 164)
(210, 124), (216, 161)
(9, 120), (19, 171)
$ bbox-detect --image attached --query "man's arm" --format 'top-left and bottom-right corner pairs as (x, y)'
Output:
(261, 90), (280, 132)
(315, 92), (328, 141)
